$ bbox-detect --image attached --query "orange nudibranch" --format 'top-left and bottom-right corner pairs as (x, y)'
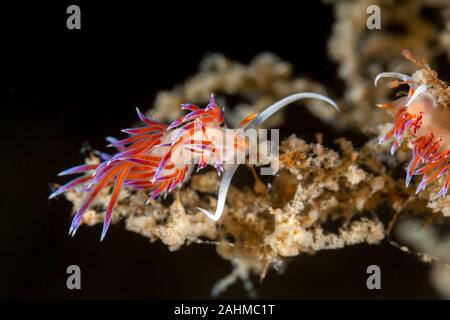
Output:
(375, 49), (450, 198)
(50, 93), (338, 240)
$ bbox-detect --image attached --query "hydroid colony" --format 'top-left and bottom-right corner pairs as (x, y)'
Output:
(51, 48), (450, 295)
(53, 50), (450, 239)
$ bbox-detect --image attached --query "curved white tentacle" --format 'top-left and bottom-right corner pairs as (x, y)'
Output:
(406, 84), (428, 107)
(197, 92), (339, 221)
(197, 164), (238, 221)
(374, 72), (411, 87)
(244, 92), (338, 129)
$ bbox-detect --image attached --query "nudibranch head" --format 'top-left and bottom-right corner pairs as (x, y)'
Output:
(51, 93), (338, 240)
(375, 50), (450, 197)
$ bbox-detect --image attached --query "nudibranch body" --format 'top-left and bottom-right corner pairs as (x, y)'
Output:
(375, 50), (450, 198)
(50, 93), (338, 240)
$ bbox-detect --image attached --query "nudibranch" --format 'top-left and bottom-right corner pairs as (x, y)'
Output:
(50, 93), (338, 240)
(375, 50), (450, 198)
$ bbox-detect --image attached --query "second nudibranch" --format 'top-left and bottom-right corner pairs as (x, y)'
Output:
(50, 93), (338, 240)
(375, 49), (450, 198)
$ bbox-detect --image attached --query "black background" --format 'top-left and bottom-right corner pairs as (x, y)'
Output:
(1, 1), (439, 299)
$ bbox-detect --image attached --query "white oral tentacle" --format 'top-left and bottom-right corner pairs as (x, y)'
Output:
(406, 84), (428, 107)
(374, 72), (412, 87)
(197, 164), (238, 221)
(244, 92), (339, 130)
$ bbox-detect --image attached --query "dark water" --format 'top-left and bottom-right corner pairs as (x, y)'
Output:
(1, 2), (439, 299)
